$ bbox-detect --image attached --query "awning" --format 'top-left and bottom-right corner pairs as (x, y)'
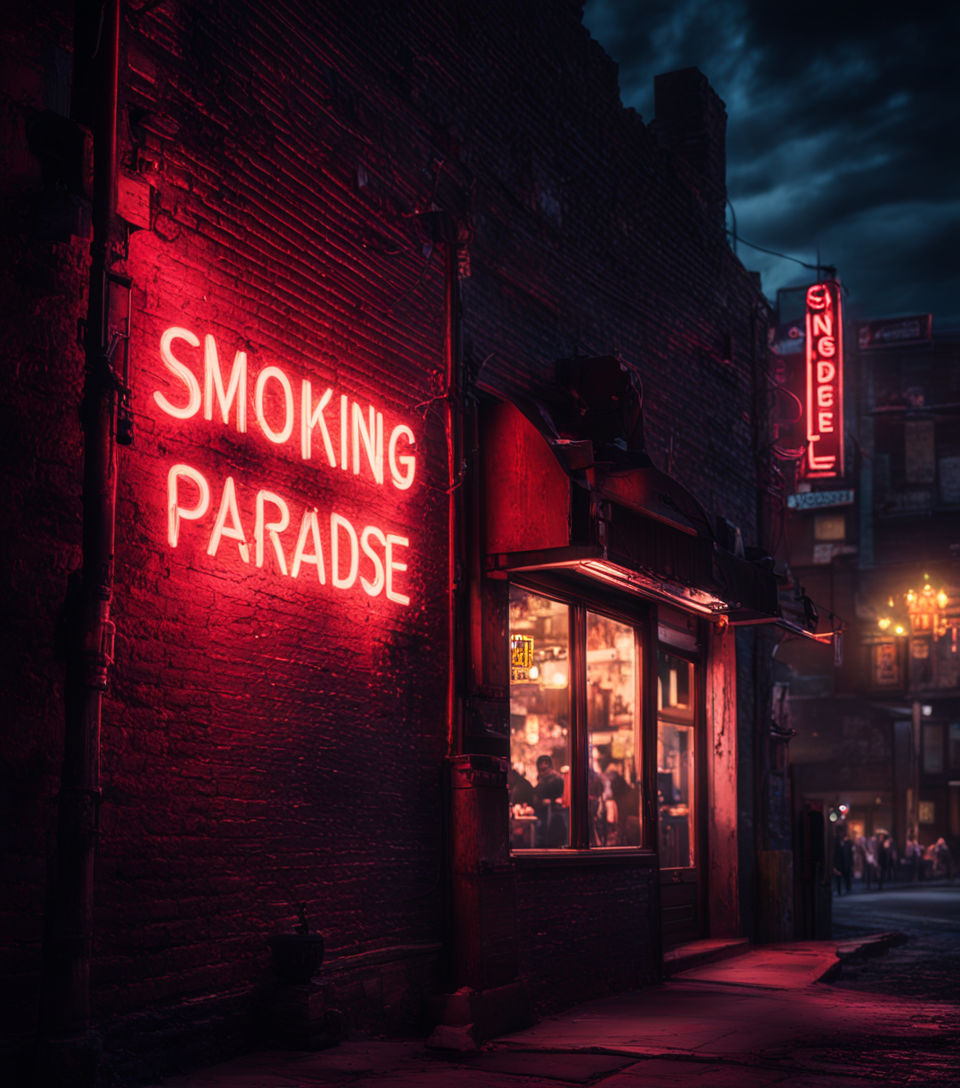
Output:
(481, 398), (780, 623)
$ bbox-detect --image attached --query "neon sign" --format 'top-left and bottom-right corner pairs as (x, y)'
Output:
(804, 281), (844, 479)
(154, 326), (416, 605)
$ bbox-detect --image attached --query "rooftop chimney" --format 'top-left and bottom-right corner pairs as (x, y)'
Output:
(652, 68), (727, 230)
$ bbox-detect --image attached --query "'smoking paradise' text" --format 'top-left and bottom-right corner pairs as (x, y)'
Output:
(153, 327), (418, 605)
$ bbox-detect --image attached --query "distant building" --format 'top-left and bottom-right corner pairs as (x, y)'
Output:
(779, 301), (960, 894)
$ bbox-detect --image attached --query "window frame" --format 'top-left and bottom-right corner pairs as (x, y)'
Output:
(922, 721), (944, 775)
(508, 575), (655, 853)
(655, 641), (702, 872)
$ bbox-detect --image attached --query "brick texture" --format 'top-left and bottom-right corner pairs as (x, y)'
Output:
(2, 0), (776, 1078)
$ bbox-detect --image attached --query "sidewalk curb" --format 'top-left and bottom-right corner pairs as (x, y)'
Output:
(834, 930), (908, 963)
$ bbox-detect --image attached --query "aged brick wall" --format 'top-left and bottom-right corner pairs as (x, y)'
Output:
(0, 0), (89, 1063)
(92, 0), (454, 1068)
(514, 857), (659, 1011)
(4, 0), (776, 1076)
(442, 0), (769, 545)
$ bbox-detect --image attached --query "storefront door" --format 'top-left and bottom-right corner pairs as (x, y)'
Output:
(657, 644), (704, 949)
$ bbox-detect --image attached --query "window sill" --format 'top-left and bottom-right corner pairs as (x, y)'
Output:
(511, 847), (657, 868)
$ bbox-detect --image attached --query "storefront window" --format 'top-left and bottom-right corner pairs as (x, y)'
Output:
(509, 586), (641, 850)
(509, 590), (571, 848)
(657, 649), (696, 868)
(949, 722), (960, 769)
(588, 613), (640, 846)
(923, 722), (944, 774)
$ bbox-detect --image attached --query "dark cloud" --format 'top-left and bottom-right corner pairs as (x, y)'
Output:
(583, 0), (960, 327)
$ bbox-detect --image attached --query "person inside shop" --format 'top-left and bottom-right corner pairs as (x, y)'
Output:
(508, 766), (535, 807)
(533, 754), (567, 847)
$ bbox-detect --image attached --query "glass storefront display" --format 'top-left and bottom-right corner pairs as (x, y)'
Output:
(509, 585), (641, 850)
(587, 613), (640, 846)
(657, 649), (695, 868)
(509, 589), (571, 848)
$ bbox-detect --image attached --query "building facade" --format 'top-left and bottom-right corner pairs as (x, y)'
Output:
(779, 300), (960, 898)
(2, 2), (787, 1082)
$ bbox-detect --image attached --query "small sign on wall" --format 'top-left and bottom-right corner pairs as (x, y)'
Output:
(510, 635), (534, 682)
(871, 641), (901, 688)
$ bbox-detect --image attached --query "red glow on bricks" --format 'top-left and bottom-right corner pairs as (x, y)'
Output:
(166, 465), (411, 604)
(156, 327), (416, 605)
(804, 282), (844, 478)
(154, 326), (418, 489)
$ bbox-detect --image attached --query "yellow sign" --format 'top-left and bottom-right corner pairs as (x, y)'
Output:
(510, 635), (533, 682)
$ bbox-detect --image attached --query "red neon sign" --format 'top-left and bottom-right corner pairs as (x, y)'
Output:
(804, 281), (844, 479)
(154, 326), (417, 605)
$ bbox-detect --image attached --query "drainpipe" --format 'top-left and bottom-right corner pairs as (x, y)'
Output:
(39, 0), (121, 1075)
(441, 217), (465, 758)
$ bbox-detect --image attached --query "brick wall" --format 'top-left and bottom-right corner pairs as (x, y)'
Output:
(515, 856), (659, 1011)
(3, 0), (775, 1077)
(95, 0), (454, 1060)
(0, 0), (89, 1062)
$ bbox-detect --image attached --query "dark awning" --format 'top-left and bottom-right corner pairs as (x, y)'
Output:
(481, 398), (780, 622)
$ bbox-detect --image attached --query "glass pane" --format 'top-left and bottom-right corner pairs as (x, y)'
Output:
(949, 722), (960, 769)
(509, 587), (570, 848)
(587, 612), (641, 846)
(923, 723), (943, 773)
(658, 650), (694, 720)
(657, 649), (696, 867)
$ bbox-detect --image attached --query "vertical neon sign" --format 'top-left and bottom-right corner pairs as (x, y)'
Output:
(804, 281), (844, 479)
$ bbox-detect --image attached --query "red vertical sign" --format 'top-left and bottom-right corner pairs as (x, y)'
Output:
(804, 281), (844, 479)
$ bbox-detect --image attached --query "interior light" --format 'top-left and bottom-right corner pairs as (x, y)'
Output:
(894, 624), (905, 636)
(922, 704), (933, 716)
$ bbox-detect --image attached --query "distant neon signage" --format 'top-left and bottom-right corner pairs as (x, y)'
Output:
(153, 326), (416, 605)
(804, 282), (844, 479)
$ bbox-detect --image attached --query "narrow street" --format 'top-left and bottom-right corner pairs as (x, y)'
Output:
(831, 880), (960, 1000)
(150, 901), (960, 1088)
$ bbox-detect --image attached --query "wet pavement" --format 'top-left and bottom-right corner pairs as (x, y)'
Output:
(831, 879), (960, 1001)
(147, 896), (960, 1088)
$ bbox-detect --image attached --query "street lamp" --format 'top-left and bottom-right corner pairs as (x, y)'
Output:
(876, 577), (956, 647)
(904, 577), (950, 640)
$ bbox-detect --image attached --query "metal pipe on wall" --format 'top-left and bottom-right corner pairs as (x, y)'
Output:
(39, 0), (121, 1069)
(442, 223), (465, 758)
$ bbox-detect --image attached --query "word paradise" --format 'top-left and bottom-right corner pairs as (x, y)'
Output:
(804, 282), (844, 479)
(154, 326), (416, 605)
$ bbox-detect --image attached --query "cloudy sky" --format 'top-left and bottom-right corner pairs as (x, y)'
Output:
(582, 0), (960, 329)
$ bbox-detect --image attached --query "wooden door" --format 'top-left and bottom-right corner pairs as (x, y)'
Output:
(657, 646), (703, 949)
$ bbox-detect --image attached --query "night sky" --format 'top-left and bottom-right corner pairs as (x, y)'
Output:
(583, 1), (960, 330)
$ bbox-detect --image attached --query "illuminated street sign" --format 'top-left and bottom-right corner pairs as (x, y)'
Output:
(804, 281), (844, 479)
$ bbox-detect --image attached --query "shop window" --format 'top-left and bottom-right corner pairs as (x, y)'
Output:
(949, 722), (960, 769)
(657, 650), (696, 868)
(508, 585), (641, 850)
(813, 514), (845, 541)
(588, 612), (640, 846)
(922, 722), (944, 774)
(905, 418), (935, 484)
